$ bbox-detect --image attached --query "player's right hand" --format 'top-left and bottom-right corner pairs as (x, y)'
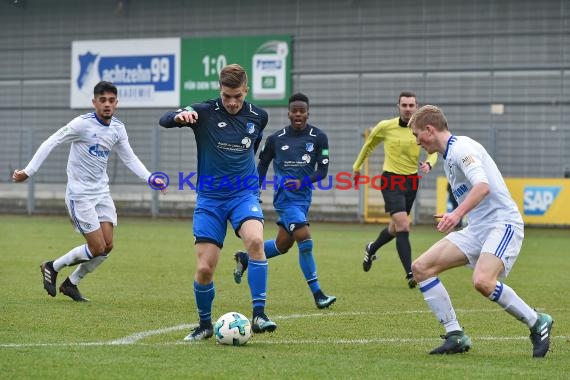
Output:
(284, 179), (301, 190)
(434, 212), (461, 234)
(174, 110), (198, 125)
(12, 169), (29, 183)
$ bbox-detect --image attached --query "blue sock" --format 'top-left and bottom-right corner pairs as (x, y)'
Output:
(194, 281), (215, 326)
(248, 259), (268, 313)
(298, 239), (320, 294)
(263, 240), (281, 259)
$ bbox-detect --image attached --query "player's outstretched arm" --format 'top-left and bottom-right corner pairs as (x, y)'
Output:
(15, 121), (81, 180)
(114, 132), (168, 195)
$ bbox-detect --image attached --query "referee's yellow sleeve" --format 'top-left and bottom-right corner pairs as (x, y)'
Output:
(352, 123), (384, 172)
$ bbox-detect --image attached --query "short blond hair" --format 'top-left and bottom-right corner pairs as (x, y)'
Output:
(408, 105), (448, 131)
(219, 64), (248, 88)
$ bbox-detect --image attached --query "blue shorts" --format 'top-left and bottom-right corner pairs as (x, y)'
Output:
(193, 193), (264, 248)
(275, 204), (310, 235)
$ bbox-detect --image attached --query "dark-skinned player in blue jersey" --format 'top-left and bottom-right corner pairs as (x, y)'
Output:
(233, 93), (336, 309)
(159, 64), (277, 342)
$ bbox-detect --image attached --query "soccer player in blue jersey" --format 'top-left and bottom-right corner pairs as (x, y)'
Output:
(233, 93), (336, 309)
(159, 64), (277, 342)
(13, 81), (166, 301)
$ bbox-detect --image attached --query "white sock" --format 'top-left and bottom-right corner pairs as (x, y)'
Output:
(69, 255), (108, 285)
(419, 277), (461, 333)
(53, 244), (93, 272)
(488, 281), (538, 328)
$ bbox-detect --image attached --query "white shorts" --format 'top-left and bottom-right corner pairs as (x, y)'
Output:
(445, 223), (524, 278)
(65, 194), (117, 234)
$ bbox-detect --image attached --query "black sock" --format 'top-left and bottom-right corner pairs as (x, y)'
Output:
(369, 227), (395, 254)
(313, 289), (325, 299)
(200, 320), (213, 328)
(253, 306), (264, 317)
(395, 231), (412, 275)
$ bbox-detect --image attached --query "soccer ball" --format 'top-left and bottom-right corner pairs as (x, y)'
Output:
(214, 312), (252, 346)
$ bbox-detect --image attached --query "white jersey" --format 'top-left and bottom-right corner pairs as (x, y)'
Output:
(24, 112), (151, 199)
(444, 135), (523, 229)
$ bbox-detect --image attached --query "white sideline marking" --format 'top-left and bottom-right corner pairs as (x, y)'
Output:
(0, 309), (564, 348)
(273, 308), (500, 320)
(1, 335), (568, 348)
(107, 323), (197, 345)
(252, 336), (570, 345)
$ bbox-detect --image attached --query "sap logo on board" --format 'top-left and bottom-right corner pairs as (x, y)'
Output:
(523, 186), (561, 215)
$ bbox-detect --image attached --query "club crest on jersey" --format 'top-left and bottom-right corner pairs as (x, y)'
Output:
(246, 122), (255, 134)
(305, 142), (314, 152)
(88, 143), (110, 158)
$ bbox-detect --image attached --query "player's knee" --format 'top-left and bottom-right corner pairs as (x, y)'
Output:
(276, 238), (296, 254)
(411, 259), (429, 281)
(105, 242), (113, 254)
(247, 237), (264, 256)
(472, 273), (494, 297)
(88, 242), (107, 256)
(395, 220), (410, 232)
(196, 264), (215, 282)
(391, 217), (410, 232)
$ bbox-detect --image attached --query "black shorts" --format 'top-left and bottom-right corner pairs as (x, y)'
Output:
(380, 171), (418, 215)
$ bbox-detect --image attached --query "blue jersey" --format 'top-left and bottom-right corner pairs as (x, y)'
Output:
(160, 99), (268, 199)
(258, 124), (329, 207)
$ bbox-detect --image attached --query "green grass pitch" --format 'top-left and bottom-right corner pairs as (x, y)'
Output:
(1, 215), (568, 379)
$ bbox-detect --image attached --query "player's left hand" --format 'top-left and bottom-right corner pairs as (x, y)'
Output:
(152, 178), (168, 195)
(434, 212), (461, 233)
(419, 162), (431, 173)
(12, 169), (29, 183)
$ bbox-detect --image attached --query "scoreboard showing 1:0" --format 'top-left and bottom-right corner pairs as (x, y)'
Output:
(180, 35), (291, 106)
(201, 55), (228, 77)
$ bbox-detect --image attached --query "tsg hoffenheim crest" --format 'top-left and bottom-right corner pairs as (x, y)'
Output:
(305, 142), (314, 152)
(247, 122), (255, 134)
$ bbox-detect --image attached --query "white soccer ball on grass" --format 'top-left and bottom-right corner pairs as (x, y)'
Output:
(214, 312), (252, 346)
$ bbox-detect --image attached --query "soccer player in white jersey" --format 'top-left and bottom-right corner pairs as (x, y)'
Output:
(12, 81), (166, 302)
(407, 105), (553, 358)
